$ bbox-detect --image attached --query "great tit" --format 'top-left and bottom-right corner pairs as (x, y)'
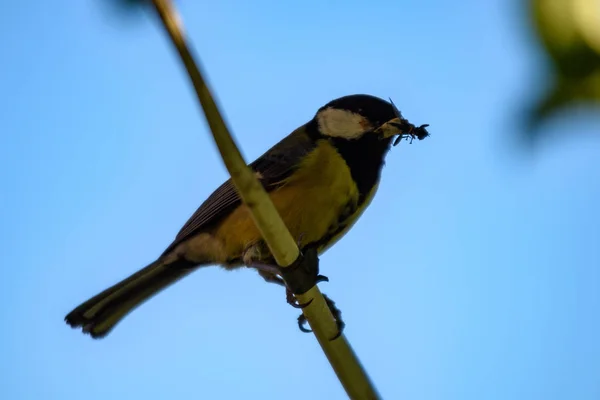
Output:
(65, 94), (429, 338)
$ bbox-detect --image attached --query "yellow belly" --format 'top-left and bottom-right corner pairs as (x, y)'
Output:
(213, 139), (360, 260)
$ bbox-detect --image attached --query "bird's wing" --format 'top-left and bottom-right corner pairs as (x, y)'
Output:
(162, 125), (317, 254)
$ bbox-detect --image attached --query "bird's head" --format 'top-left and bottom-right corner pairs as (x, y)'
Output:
(313, 94), (429, 146)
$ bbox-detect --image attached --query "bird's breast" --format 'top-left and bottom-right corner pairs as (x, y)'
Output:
(214, 140), (360, 260)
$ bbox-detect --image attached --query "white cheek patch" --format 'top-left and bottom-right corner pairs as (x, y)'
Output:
(317, 108), (370, 139)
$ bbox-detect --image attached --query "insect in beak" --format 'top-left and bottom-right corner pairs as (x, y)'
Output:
(388, 97), (430, 146)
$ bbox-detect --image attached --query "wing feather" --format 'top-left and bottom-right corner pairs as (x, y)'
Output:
(161, 125), (317, 255)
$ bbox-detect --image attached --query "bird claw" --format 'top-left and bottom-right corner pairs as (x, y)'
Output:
(297, 294), (345, 340)
(287, 288), (313, 309)
(247, 244), (337, 332)
(298, 314), (313, 333)
(287, 274), (328, 307)
(286, 274), (328, 309)
(285, 270), (327, 309)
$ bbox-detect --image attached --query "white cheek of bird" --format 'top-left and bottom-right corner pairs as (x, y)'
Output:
(316, 107), (372, 139)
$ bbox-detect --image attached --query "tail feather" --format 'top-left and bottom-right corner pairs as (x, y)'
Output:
(65, 259), (198, 338)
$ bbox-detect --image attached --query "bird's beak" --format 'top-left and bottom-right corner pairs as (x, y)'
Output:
(375, 117), (405, 139)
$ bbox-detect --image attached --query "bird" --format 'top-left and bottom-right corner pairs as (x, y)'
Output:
(65, 94), (429, 338)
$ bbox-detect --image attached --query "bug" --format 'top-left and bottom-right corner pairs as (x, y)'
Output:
(389, 98), (430, 146)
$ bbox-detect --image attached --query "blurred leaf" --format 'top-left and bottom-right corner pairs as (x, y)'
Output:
(98, 0), (152, 24)
(525, 0), (600, 141)
(108, 0), (150, 11)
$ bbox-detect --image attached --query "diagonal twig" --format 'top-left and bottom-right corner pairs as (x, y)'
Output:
(146, 1), (381, 398)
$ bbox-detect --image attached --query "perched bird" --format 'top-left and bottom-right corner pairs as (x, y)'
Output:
(65, 94), (429, 338)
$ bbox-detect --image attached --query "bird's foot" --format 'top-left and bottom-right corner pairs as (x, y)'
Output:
(250, 258), (329, 309)
(244, 236), (328, 305)
(277, 246), (326, 306)
(255, 268), (313, 309)
(297, 293), (345, 339)
(246, 244), (336, 329)
(285, 274), (329, 308)
(281, 246), (343, 338)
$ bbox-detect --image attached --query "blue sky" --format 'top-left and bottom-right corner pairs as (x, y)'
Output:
(1, 0), (599, 399)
